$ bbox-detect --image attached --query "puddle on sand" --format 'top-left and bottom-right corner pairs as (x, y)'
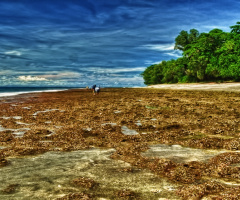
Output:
(1, 117), (10, 120)
(22, 107), (31, 110)
(32, 109), (64, 116)
(16, 121), (32, 126)
(12, 116), (22, 120)
(0, 116), (31, 137)
(135, 120), (142, 126)
(121, 126), (139, 135)
(0, 125), (30, 138)
(113, 110), (121, 114)
(0, 148), (178, 200)
(142, 144), (226, 163)
(1, 116), (22, 120)
(101, 123), (117, 126)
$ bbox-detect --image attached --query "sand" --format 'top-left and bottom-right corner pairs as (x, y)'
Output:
(147, 82), (240, 92)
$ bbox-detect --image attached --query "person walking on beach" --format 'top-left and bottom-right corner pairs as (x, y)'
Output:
(92, 84), (96, 95)
(95, 86), (100, 95)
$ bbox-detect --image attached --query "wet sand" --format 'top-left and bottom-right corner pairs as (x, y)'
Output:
(1, 86), (240, 199)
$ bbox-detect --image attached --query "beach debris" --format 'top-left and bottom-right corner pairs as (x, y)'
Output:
(0, 131), (14, 142)
(56, 192), (92, 200)
(71, 177), (98, 189)
(175, 180), (240, 199)
(116, 189), (137, 199)
(1, 184), (19, 194)
(117, 167), (135, 173)
(0, 157), (8, 167)
(1, 88), (240, 198)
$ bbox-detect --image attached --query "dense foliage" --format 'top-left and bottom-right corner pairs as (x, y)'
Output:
(141, 22), (240, 85)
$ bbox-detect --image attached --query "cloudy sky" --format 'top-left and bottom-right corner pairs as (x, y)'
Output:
(0, 0), (240, 87)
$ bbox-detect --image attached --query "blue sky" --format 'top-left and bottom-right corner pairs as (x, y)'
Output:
(0, 0), (240, 87)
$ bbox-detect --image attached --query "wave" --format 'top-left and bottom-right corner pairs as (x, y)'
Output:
(0, 87), (78, 97)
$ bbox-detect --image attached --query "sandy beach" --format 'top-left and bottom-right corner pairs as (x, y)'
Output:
(1, 86), (240, 199)
(147, 82), (240, 92)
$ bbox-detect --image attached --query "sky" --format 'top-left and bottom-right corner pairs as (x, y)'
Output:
(0, 0), (240, 88)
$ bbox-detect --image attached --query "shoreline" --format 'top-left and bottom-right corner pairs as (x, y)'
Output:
(2, 81), (240, 100)
(0, 87), (80, 98)
(0, 87), (84, 104)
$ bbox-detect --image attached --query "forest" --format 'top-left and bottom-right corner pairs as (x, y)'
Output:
(141, 22), (240, 85)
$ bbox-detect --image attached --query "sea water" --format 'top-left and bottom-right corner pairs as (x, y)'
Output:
(0, 87), (79, 97)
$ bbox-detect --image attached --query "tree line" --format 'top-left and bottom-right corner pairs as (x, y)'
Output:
(141, 22), (240, 85)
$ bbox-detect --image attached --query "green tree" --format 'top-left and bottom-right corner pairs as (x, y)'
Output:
(174, 29), (199, 51)
(189, 29), (200, 43)
(174, 30), (189, 51)
(141, 64), (155, 85)
(230, 21), (240, 34)
(142, 22), (240, 85)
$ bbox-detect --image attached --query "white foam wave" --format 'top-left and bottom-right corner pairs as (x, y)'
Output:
(0, 89), (68, 97)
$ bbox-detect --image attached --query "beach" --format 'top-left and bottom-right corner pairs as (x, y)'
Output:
(1, 85), (240, 199)
(147, 82), (240, 92)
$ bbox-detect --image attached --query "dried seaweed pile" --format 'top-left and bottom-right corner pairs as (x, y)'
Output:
(1, 88), (240, 199)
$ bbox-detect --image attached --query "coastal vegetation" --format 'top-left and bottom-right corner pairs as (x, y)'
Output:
(141, 22), (240, 85)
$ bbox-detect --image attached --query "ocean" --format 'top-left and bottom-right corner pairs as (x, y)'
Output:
(0, 87), (79, 97)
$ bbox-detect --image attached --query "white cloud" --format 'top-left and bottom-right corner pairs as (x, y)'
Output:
(164, 51), (182, 58)
(143, 44), (175, 51)
(144, 60), (162, 65)
(86, 67), (146, 73)
(5, 50), (22, 56)
(202, 25), (228, 30)
(41, 71), (82, 79)
(0, 70), (17, 75)
(18, 75), (48, 81)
